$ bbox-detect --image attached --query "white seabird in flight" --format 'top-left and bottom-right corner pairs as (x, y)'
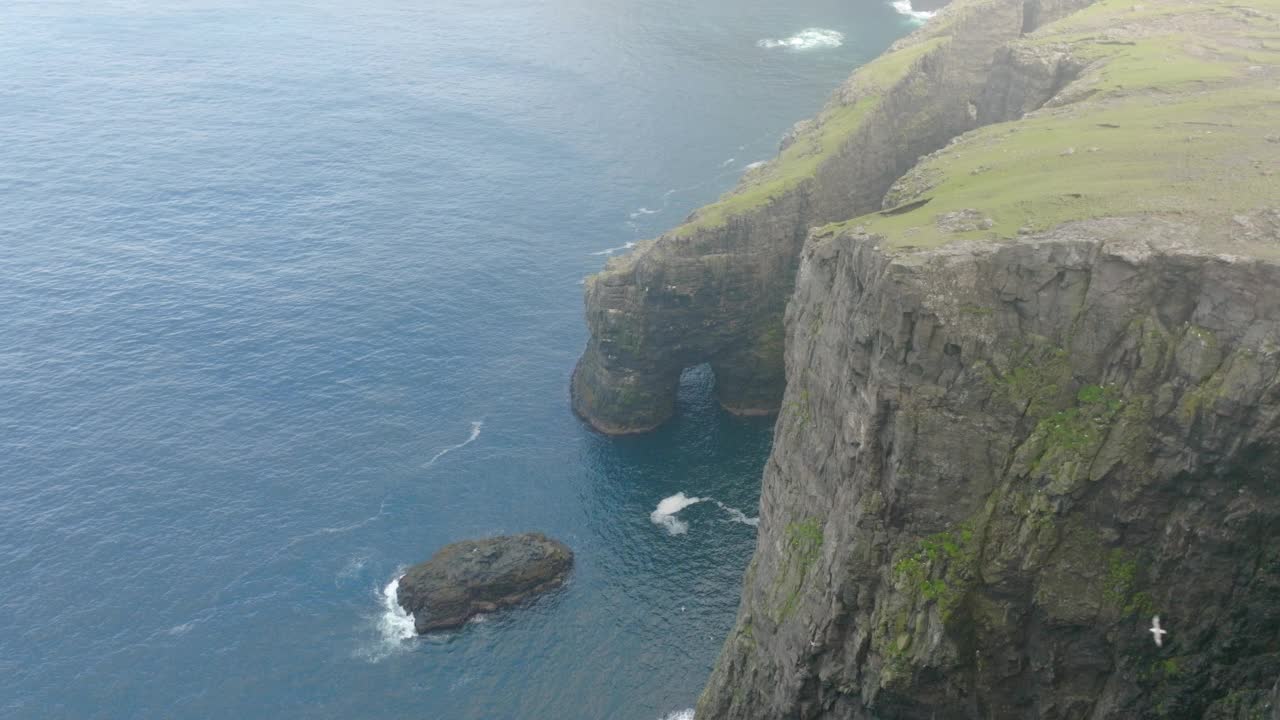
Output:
(1149, 615), (1167, 647)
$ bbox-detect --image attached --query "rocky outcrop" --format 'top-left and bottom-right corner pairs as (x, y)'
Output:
(396, 533), (572, 633)
(571, 0), (1098, 434)
(689, 0), (1280, 716)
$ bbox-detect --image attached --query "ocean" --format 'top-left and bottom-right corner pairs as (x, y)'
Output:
(0, 1), (923, 717)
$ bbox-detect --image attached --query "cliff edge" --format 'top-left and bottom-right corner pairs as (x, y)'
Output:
(574, 0), (1280, 715)
(693, 0), (1280, 717)
(572, 0), (1095, 434)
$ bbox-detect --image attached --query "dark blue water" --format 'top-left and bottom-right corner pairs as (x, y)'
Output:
(0, 2), (916, 717)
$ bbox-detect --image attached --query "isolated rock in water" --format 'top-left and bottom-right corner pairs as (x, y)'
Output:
(396, 533), (573, 633)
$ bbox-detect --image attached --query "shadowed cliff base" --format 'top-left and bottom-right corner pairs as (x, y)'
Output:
(571, 0), (1095, 434)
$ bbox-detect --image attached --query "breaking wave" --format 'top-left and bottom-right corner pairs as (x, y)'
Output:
(379, 576), (417, 643)
(757, 28), (844, 50)
(661, 711), (695, 720)
(650, 493), (759, 534)
(650, 492), (705, 535)
(355, 574), (416, 663)
(891, 0), (937, 22)
(423, 420), (483, 468)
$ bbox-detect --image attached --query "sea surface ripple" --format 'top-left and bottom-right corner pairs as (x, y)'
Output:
(0, 1), (913, 717)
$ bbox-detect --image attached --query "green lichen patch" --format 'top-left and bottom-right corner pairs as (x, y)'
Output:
(1019, 383), (1139, 492)
(1173, 339), (1269, 429)
(786, 385), (814, 438)
(736, 615), (756, 649)
(771, 518), (826, 622)
(989, 346), (1072, 419)
(1104, 549), (1157, 617)
(787, 519), (825, 574)
(893, 524), (978, 621)
(1039, 385), (1124, 454)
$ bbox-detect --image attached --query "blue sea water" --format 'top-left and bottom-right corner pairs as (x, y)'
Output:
(0, 2), (917, 718)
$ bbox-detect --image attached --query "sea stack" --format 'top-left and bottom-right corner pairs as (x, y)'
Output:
(396, 533), (573, 633)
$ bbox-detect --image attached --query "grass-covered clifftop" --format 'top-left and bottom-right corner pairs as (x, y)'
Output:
(847, 0), (1280, 254)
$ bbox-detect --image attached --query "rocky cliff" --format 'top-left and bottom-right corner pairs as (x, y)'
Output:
(571, 0), (1096, 434)
(574, 0), (1280, 716)
(698, 214), (1280, 717)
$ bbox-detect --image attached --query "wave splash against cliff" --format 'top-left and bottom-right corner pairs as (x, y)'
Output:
(356, 574), (417, 663)
(757, 29), (844, 50)
(379, 575), (416, 639)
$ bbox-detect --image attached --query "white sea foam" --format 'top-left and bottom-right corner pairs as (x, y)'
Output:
(356, 574), (418, 662)
(891, 0), (937, 22)
(423, 420), (483, 468)
(757, 28), (844, 51)
(651, 493), (761, 534)
(590, 241), (638, 256)
(379, 576), (417, 642)
(714, 500), (760, 527)
(721, 157), (736, 167)
(650, 492), (705, 535)
(629, 207), (659, 219)
(745, 160), (768, 171)
(661, 710), (695, 720)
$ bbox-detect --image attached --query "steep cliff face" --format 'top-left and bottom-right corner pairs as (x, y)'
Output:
(698, 219), (1280, 719)
(571, 0), (1093, 434)
(690, 0), (1280, 717)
